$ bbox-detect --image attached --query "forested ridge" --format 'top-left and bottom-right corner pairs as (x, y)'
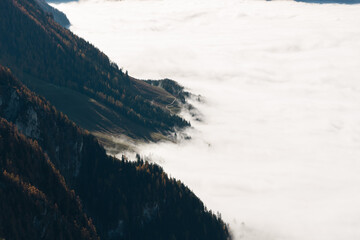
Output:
(145, 79), (190, 104)
(34, 0), (70, 27)
(0, 0), (189, 141)
(0, 118), (99, 240)
(0, 66), (231, 239)
(0, 0), (231, 239)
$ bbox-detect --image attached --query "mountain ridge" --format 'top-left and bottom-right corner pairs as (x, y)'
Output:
(0, 0), (190, 147)
(0, 0), (232, 239)
(0, 65), (231, 240)
(0, 117), (99, 240)
(36, 0), (70, 27)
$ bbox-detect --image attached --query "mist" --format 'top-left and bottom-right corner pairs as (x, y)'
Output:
(54, 0), (360, 239)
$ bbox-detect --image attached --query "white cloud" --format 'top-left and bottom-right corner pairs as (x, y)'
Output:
(54, 0), (360, 239)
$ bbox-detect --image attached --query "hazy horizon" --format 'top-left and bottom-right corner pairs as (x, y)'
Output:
(54, 0), (360, 239)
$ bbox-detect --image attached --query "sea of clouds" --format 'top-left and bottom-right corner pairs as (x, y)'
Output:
(54, 0), (360, 239)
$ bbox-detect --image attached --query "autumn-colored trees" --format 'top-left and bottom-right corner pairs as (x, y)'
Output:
(0, 65), (231, 239)
(0, 0), (189, 139)
(0, 0), (231, 238)
(0, 118), (99, 240)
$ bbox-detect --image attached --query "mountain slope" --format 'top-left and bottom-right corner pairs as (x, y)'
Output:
(35, 0), (70, 27)
(0, 0), (189, 143)
(0, 66), (231, 239)
(0, 117), (99, 240)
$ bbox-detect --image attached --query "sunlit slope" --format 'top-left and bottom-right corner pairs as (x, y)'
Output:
(0, 64), (231, 240)
(0, 0), (189, 143)
(55, 0), (360, 239)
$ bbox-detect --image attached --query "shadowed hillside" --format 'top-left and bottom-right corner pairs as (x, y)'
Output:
(35, 0), (70, 27)
(0, 0), (189, 144)
(0, 65), (231, 240)
(0, 118), (99, 240)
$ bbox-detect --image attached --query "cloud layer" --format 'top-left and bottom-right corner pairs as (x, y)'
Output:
(55, 0), (360, 239)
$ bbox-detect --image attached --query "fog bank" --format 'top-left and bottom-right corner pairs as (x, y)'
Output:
(54, 0), (360, 239)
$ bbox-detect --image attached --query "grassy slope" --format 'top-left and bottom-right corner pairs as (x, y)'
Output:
(0, 0), (189, 148)
(0, 65), (231, 240)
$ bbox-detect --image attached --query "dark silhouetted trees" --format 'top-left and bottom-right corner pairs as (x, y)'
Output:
(0, 0), (189, 140)
(0, 65), (231, 240)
